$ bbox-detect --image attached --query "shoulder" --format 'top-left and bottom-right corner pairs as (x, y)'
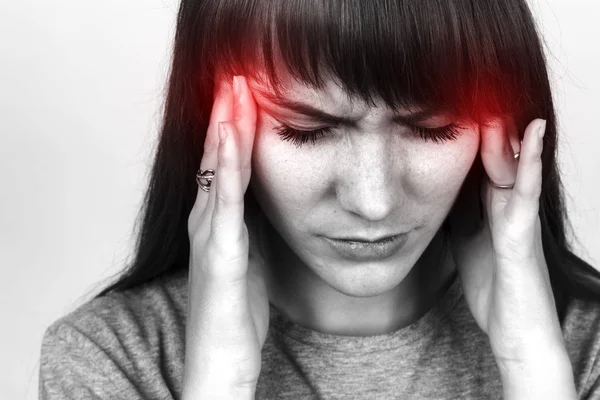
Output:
(39, 269), (188, 399)
(43, 269), (189, 347)
(563, 292), (600, 349)
(562, 293), (600, 398)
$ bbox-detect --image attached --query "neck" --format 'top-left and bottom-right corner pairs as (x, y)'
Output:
(258, 215), (456, 336)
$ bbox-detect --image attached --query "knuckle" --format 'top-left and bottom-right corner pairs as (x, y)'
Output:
(215, 190), (229, 207)
(209, 216), (246, 244)
(215, 191), (244, 210)
(206, 235), (248, 267)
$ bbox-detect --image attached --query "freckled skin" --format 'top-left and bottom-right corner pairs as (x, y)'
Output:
(245, 73), (481, 336)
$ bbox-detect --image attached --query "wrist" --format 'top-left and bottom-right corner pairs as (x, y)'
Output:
(182, 357), (257, 400)
(496, 346), (577, 400)
(182, 380), (256, 400)
(491, 329), (566, 368)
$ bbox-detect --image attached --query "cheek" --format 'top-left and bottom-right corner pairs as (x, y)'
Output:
(405, 132), (479, 204)
(250, 125), (320, 220)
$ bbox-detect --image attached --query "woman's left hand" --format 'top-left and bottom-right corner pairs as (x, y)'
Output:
(448, 117), (568, 366)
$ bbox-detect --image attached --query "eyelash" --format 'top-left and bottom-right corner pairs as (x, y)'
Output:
(273, 122), (463, 148)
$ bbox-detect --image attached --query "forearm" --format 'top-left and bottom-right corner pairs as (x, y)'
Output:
(497, 347), (577, 400)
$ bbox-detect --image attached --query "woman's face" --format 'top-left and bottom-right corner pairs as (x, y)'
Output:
(246, 73), (480, 298)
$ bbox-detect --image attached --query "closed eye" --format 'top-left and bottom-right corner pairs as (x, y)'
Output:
(272, 122), (464, 148)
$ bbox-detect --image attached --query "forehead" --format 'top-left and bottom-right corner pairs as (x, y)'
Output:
(249, 71), (352, 101)
(247, 73), (425, 117)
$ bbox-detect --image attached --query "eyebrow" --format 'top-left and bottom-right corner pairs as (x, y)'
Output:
(254, 88), (442, 127)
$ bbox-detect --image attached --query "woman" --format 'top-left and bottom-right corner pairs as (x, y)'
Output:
(39, 0), (600, 399)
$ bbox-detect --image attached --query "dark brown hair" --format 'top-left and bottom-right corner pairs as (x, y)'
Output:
(94, 0), (600, 321)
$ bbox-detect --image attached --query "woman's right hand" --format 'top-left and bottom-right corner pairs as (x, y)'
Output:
(182, 75), (269, 400)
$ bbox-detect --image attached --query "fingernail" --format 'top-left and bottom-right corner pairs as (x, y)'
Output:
(538, 119), (547, 141)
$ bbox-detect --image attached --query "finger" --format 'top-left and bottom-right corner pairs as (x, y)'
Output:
(207, 77), (235, 150)
(211, 121), (245, 250)
(503, 119), (546, 226)
(232, 75), (258, 190)
(480, 118), (520, 188)
(195, 77), (235, 213)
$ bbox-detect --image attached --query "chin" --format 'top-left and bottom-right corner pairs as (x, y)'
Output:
(313, 258), (414, 298)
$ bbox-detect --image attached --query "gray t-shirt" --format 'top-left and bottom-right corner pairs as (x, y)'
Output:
(39, 268), (600, 399)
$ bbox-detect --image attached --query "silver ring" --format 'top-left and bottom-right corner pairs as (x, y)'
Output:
(488, 152), (520, 189)
(196, 169), (215, 192)
(489, 181), (515, 189)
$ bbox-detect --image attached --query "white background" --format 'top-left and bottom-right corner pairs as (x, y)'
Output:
(1, 0), (598, 398)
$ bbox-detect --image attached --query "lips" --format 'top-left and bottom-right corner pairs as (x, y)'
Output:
(323, 233), (409, 261)
(330, 233), (402, 243)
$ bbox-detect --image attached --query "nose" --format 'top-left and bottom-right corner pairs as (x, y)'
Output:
(335, 135), (400, 222)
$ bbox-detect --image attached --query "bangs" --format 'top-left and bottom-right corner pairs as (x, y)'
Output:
(197, 0), (543, 123)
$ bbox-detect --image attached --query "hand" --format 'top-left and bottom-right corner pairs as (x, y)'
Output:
(183, 75), (268, 398)
(448, 117), (567, 365)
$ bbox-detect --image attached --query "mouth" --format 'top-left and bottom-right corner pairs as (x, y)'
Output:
(329, 233), (404, 243)
(323, 233), (409, 261)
